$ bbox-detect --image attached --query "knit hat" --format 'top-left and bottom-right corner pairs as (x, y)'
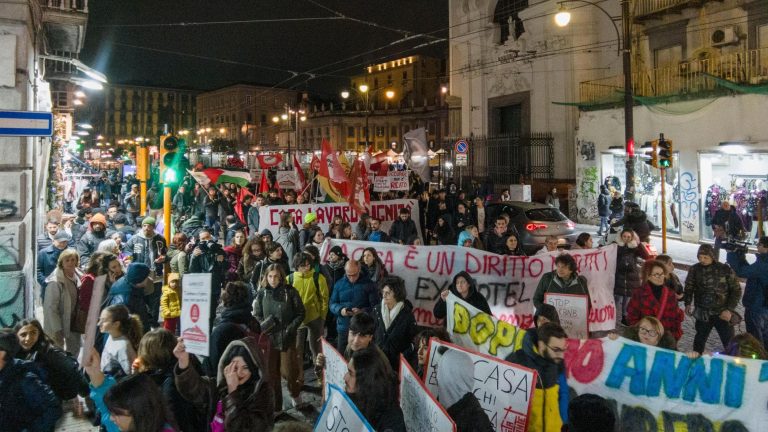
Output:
(0, 329), (20, 358)
(697, 244), (717, 260)
(167, 273), (180, 285)
(260, 229), (273, 239)
(304, 212), (317, 224)
(142, 217), (156, 227)
(90, 213), (107, 227)
(125, 263), (151, 284)
(53, 231), (71, 242)
(329, 245), (345, 258)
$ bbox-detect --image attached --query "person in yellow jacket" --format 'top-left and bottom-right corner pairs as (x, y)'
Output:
(288, 252), (329, 399)
(160, 273), (181, 334)
(504, 322), (569, 432)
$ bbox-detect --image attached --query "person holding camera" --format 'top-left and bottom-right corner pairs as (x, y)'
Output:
(727, 236), (768, 348)
(712, 201), (746, 262)
(684, 244), (742, 354)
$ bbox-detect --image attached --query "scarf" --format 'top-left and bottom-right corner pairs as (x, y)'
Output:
(381, 300), (404, 330)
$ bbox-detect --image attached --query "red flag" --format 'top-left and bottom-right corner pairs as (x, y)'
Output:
(317, 139), (350, 202)
(256, 153), (283, 169)
(310, 153), (320, 173)
(234, 186), (254, 225)
(259, 171), (270, 193)
(293, 154), (306, 191)
(348, 159), (370, 214)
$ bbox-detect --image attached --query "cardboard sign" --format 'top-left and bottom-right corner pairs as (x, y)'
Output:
(180, 273), (212, 356)
(83, 274), (107, 359)
(399, 355), (456, 432)
(373, 171), (409, 192)
(276, 170), (295, 190)
(314, 383), (374, 432)
(321, 338), (347, 401)
(423, 339), (536, 432)
(544, 293), (589, 339)
(372, 176), (390, 192)
(259, 199), (422, 242)
(320, 240), (617, 331)
(446, 294), (527, 359)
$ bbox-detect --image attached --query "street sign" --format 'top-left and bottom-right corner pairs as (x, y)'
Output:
(0, 111), (54, 137)
(456, 154), (468, 166)
(454, 139), (468, 154)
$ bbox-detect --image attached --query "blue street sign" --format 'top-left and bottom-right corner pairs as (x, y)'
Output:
(0, 111), (54, 137)
(455, 139), (468, 154)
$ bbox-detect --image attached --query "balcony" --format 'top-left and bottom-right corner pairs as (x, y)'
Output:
(578, 47), (768, 107)
(40, 0), (89, 53)
(632, 0), (726, 22)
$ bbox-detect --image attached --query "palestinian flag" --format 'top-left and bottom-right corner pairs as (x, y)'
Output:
(187, 168), (251, 187)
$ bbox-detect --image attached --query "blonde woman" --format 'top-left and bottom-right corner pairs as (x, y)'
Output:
(42, 248), (84, 356)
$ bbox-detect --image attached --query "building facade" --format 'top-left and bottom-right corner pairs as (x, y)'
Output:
(349, 55), (446, 109)
(574, 0), (768, 245)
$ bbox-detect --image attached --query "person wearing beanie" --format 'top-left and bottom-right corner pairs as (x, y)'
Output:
(76, 212), (112, 268)
(103, 263), (153, 332)
(684, 244), (742, 354)
(0, 329), (62, 431)
(124, 215), (167, 329)
(298, 212), (318, 250)
(160, 273), (182, 334)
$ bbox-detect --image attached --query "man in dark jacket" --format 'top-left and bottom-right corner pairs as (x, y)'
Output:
(36, 232), (70, 301)
(124, 216), (167, 328)
(712, 201), (745, 261)
(532, 254), (590, 311)
(684, 244), (742, 354)
(597, 185), (611, 236)
(0, 330), (62, 432)
(389, 207), (418, 244)
(76, 212), (111, 267)
(483, 215), (510, 255)
(436, 348), (494, 432)
(189, 228), (227, 322)
(103, 263), (153, 332)
(203, 186), (221, 236)
(36, 220), (61, 252)
(330, 260), (378, 353)
(611, 203), (655, 243)
(504, 323), (569, 432)
(727, 236), (768, 348)
(247, 194), (266, 236)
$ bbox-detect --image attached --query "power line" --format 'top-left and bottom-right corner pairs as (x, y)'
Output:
(93, 17), (345, 28)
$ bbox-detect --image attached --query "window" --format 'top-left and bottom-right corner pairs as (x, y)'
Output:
(260, 114), (267, 125)
(325, 127), (330, 136)
(402, 71), (408, 80)
(347, 126), (355, 137)
(245, 95), (252, 104)
(388, 74), (393, 85)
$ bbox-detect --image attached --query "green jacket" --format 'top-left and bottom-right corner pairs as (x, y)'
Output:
(252, 283), (305, 351)
(532, 271), (590, 311)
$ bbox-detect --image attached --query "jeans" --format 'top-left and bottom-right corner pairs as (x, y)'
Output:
(598, 216), (609, 235)
(693, 316), (734, 354)
(744, 307), (768, 349)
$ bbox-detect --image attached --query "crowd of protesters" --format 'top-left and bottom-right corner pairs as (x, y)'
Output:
(2, 164), (767, 432)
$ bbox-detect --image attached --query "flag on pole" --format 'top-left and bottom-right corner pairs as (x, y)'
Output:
(256, 153), (283, 169)
(234, 186), (254, 225)
(293, 154), (306, 191)
(317, 139), (350, 202)
(187, 168), (251, 187)
(259, 170), (270, 193)
(348, 158), (370, 214)
(310, 153), (320, 173)
(403, 127), (431, 183)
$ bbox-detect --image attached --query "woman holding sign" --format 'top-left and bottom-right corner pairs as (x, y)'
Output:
(345, 347), (406, 432)
(433, 271), (492, 321)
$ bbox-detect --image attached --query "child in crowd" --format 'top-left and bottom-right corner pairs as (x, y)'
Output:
(161, 273), (182, 334)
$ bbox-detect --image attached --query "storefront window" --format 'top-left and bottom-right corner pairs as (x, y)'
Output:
(699, 152), (768, 242)
(600, 152), (681, 236)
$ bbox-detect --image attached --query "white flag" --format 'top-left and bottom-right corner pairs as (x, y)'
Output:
(403, 127), (430, 183)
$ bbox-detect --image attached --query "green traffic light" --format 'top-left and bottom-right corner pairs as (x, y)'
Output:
(163, 168), (177, 183)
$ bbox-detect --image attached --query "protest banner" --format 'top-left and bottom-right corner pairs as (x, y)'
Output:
(315, 383), (374, 432)
(180, 273), (212, 356)
(372, 176), (389, 192)
(320, 240), (617, 331)
(83, 274), (107, 360)
(423, 338), (536, 432)
(321, 338), (347, 401)
(373, 171), (409, 192)
(446, 294), (527, 359)
(259, 199), (422, 241)
(544, 293), (589, 339)
(249, 168), (262, 183)
(399, 355), (456, 432)
(563, 336), (768, 431)
(276, 170), (295, 190)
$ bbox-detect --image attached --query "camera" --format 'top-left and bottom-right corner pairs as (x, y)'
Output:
(722, 237), (750, 253)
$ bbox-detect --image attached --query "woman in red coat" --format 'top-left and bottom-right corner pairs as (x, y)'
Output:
(626, 260), (685, 340)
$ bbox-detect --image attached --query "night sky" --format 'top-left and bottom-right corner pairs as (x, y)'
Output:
(81, 0), (449, 97)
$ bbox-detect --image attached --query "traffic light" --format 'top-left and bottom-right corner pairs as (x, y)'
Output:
(657, 134), (673, 168)
(643, 140), (658, 168)
(160, 134), (186, 184)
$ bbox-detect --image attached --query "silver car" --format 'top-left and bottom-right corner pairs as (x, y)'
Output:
(486, 201), (577, 254)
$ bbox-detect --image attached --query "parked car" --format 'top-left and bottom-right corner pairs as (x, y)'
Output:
(486, 201), (577, 254)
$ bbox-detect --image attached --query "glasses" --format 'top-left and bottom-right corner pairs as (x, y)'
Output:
(546, 344), (567, 354)
(649, 272), (665, 278)
(638, 327), (659, 337)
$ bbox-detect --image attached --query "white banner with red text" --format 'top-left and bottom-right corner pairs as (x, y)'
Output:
(258, 199), (422, 241)
(319, 240), (617, 331)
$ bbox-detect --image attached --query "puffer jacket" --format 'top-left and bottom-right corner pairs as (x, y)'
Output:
(504, 331), (568, 432)
(17, 342), (89, 401)
(175, 338), (274, 432)
(0, 358), (62, 432)
(532, 271), (590, 311)
(329, 273), (378, 333)
(684, 261), (741, 318)
(252, 283), (305, 351)
(614, 239), (648, 297)
(433, 271), (492, 320)
(160, 285), (181, 319)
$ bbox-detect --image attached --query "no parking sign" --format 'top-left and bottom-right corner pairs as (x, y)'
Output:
(454, 139), (468, 154)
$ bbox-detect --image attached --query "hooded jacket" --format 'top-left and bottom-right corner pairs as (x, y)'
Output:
(613, 210), (654, 242)
(160, 273), (182, 319)
(329, 273), (378, 332)
(287, 270), (329, 324)
(252, 282), (305, 351)
(0, 358), (62, 432)
(437, 350), (494, 432)
(433, 271), (492, 320)
(614, 237), (648, 297)
(76, 213), (110, 267)
(504, 331), (568, 432)
(374, 299), (417, 371)
(174, 337), (274, 432)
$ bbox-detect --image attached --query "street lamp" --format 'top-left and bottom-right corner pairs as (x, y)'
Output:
(341, 84), (395, 150)
(272, 105), (306, 158)
(555, 0), (635, 202)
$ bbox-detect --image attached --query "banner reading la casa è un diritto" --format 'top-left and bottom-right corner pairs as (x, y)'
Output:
(319, 240), (618, 331)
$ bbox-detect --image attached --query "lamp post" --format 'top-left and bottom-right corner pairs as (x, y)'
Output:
(272, 105), (306, 161)
(555, 0), (635, 202)
(341, 84), (395, 150)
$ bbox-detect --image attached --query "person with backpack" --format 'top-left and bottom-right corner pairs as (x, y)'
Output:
(287, 253), (329, 396)
(253, 263), (305, 410)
